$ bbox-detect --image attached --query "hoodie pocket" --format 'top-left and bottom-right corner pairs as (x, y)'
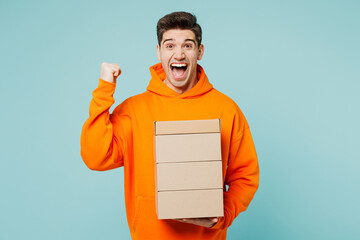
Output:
(131, 196), (156, 234)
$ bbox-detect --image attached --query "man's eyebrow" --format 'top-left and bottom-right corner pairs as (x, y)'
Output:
(162, 38), (196, 45)
(184, 39), (196, 44)
(162, 38), (174, 45)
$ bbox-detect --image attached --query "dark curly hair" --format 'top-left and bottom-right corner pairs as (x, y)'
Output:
(157, 11), (202, 47)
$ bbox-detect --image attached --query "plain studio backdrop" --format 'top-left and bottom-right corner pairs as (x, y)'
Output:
(0, 0), (359, 239)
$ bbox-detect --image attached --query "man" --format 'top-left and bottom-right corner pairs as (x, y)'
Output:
(81, 11), (259, 240)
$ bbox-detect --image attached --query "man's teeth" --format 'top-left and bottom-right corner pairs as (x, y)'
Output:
(171, 63), (187, 67)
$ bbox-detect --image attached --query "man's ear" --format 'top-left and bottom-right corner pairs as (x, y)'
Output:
(157, 45), (161, 61)
(197, 44), (204, 61)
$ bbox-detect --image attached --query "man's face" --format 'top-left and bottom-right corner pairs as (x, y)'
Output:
(157, 29), (204, 93)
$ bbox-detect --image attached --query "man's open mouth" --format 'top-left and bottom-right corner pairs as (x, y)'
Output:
(170, 63), (188, 80)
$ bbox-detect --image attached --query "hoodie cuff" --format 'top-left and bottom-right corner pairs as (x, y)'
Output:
(96, 78), (116, 96)
(99, 78), (116, 86)
(90, 78), (117, 106)
(209, 207), (230, 230)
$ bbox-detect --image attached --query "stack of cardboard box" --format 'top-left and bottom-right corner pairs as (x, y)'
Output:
(154, 119), (224, 219)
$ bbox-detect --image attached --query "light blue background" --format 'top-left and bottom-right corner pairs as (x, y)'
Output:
(1, 0), (359, 239)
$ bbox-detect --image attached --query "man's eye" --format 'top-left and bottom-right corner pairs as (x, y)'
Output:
(167, 45), (173, 49)
(185, 44), (192, 48)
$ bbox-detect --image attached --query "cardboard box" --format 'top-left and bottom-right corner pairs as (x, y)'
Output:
(155, 119), (220, 135)
(156, 161), (223, 191)
(156, 189), (224, 219)
(155, 133), (222, 163)
(154, 119), (224, 219)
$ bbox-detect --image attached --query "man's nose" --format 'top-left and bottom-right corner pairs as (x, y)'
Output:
(174, 47), (185, 60)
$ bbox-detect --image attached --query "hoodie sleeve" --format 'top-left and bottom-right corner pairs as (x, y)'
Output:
(80, 79), (131, 171)
(211, 105), (259, 230)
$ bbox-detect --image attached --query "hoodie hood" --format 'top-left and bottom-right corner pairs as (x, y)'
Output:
(146, 62), (213, 99)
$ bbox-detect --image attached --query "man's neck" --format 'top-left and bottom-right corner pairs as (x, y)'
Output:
(164, 77), (198, 94)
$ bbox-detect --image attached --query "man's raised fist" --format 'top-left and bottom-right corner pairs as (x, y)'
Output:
(100, 62), (121, 83)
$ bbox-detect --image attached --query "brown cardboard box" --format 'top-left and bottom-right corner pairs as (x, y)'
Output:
(156, 189), (224, 219)
(154, 119), (224, 219)
(156, 161), (223, 191)
(155, 118), (220, 135)
(155, 132), (222, 163)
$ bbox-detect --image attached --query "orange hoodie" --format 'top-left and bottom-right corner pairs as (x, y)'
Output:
(80, 63), (259, 240)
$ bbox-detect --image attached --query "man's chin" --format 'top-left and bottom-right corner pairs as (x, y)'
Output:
(170, 78), (188, 88)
